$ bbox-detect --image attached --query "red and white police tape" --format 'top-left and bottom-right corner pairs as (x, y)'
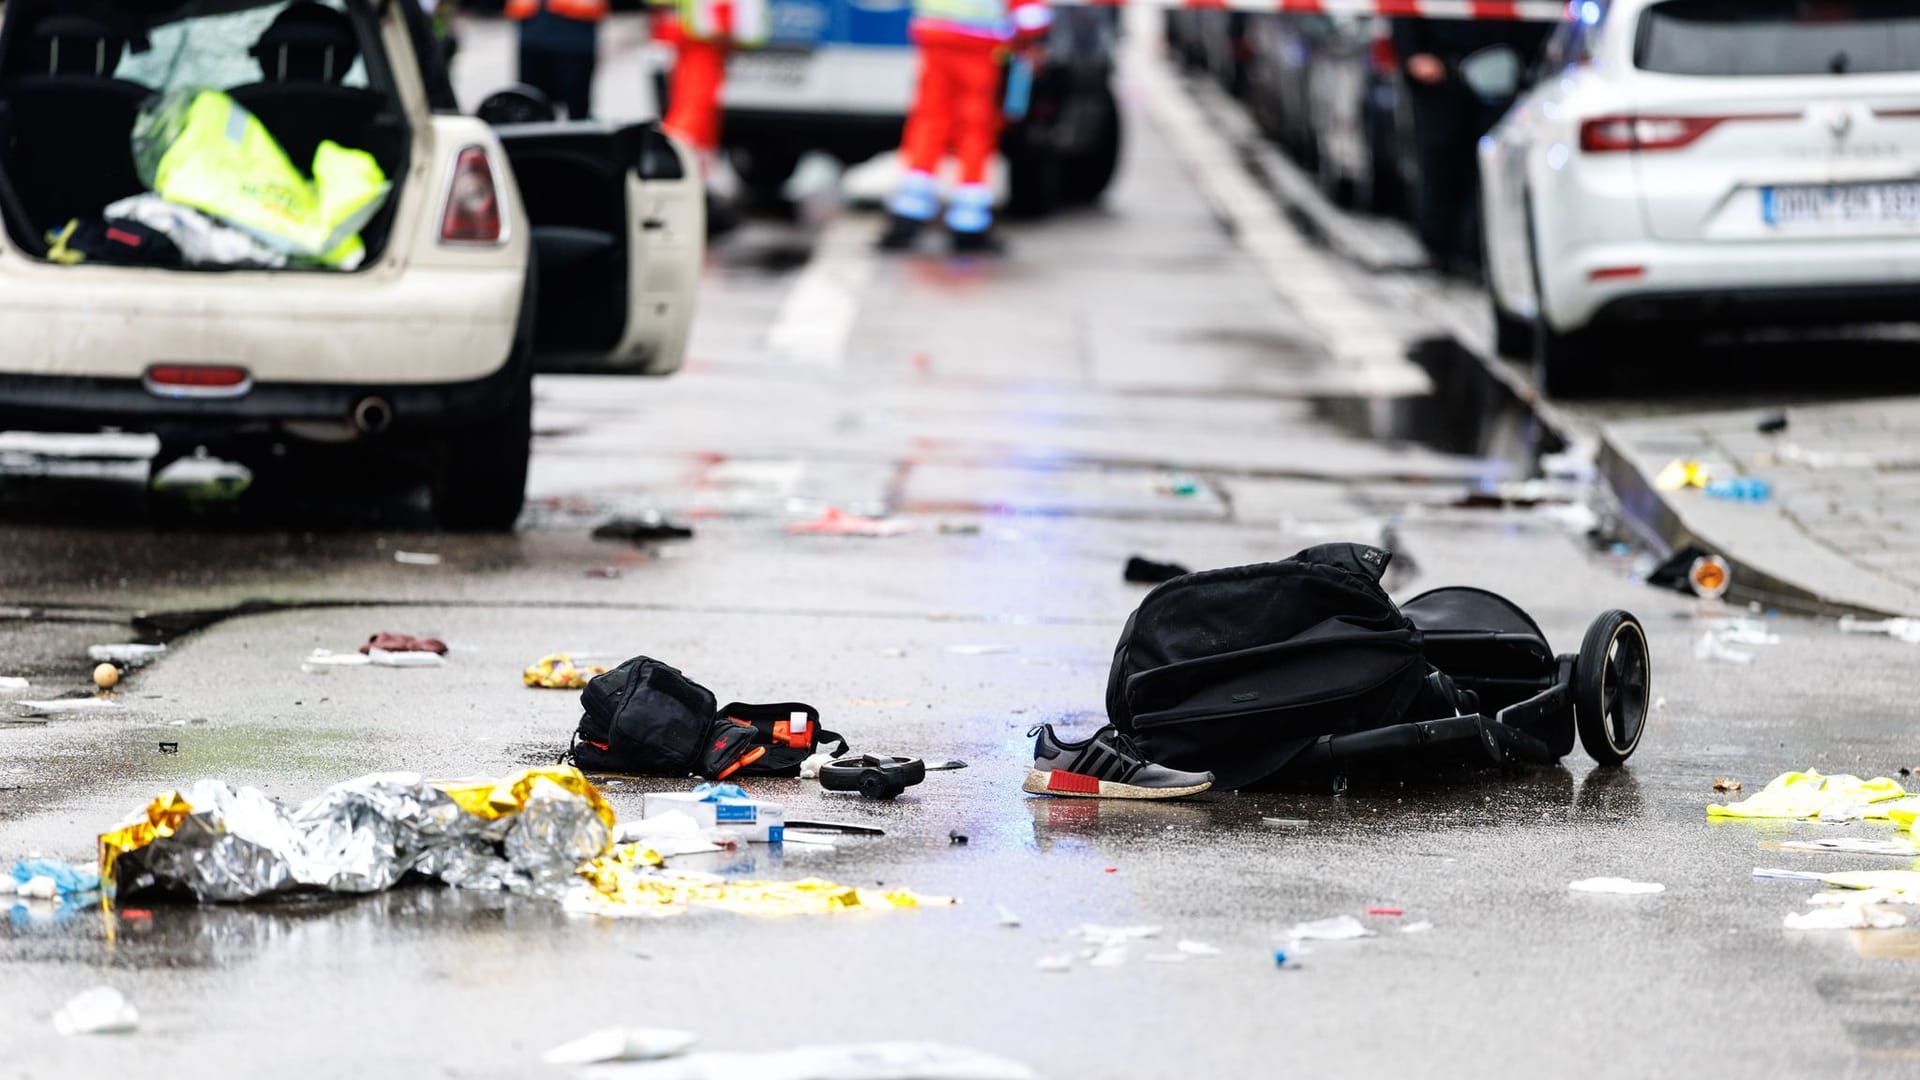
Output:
(1070, 0), (1566, 20)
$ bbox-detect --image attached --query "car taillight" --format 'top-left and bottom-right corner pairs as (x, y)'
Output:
(145, 364), (250, 397)
(1368, 32), (1397, 76)
(1579, 113), (1797, 153)
(441, 146), (501, 243)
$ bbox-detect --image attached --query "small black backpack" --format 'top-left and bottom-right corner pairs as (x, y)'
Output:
(568, 656), (844, 780)
(1105, 543), (1432, 790)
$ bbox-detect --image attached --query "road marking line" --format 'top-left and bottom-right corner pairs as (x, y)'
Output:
(1125, 22), (1431, 399)
(766, 215), (881, 368)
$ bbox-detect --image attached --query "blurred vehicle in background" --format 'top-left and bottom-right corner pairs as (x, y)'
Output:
(1193, 10), (1252, 98)
(1482, 0), (1920, 395)
(670, 0), (1120, 218)
(0, 0), (704, 529)
(1391, 15), (1550, 273)
(1302, 14), (1404, 213)
(1241, 14), (1323, 167)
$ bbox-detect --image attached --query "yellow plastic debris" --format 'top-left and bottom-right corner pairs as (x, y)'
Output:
(1654, 459), (1713, 492)
(97, 790), (195, 890)
(524, 653), (608, 689)
(1821, 870), (1920, 895)
(573, 859), (954, 918)
(435, 765), (616, 832)
(1707, 771), (1914, 821)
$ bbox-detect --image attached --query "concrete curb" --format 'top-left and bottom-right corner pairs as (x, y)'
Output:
(1597, 417), (1917, 619)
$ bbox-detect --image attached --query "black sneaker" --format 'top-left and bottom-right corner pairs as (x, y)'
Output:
(876, 214), (924, 252)
(1023, 724), (1214, 800)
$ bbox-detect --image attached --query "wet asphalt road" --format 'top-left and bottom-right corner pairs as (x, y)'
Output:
(7, 35), (1920, 1080)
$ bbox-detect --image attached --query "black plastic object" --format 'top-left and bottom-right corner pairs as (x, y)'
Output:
(819, 755), (927, 800)
(1124, 556), (1190, 584)
(1646, 545), (1711, 594)
(592, 513), (694, 543)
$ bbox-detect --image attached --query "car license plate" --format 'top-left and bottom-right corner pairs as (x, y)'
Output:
(729, 49), (812, 89)
(1762, 182), (1920, 226)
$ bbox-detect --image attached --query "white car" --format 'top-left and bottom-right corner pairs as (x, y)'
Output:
(1480, 0), (1920, 395)
(0, 0), (705, 529)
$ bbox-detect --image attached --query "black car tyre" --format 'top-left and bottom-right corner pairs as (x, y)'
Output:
(1059, 81), (1121, 206)
(432, 367), (531, 532)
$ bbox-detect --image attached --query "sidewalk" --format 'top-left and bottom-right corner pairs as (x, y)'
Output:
(1601, 397), (1920, 617)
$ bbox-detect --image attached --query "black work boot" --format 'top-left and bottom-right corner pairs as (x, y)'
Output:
(876, 214), (925, 252)
(949, 228), (1006, 256)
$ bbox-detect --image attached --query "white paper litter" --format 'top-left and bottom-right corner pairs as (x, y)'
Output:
(542, 1027), (698, 1065)
(1704, 618), (1781, 646)
(18, 876), (58, 899)
(1568, 877), (1665, 895)
(1035, 956), (1072, 973)
(393, 551), (442, 566)
(16, 698), (120, 716)
(1780, 837), (1920, 857)
(1754, 867), (1828, 882)
(611, 812), (725, 858)
(615, 1042), (1038, 1080)
(1284, 915), (1372, 941)
(301, 649), (372, 669)
(996, 905), (1022, 928)
(1784, 903), (1908, 931)
(1400, 921), (1434, 934)
(1176, 940), (1221, 957)
(1838, 615), (1920, 644)
(87, 643), (166, 666)
(1694, 632), (1754, 665)
(366, 649), (445, 668)
(53, 987), (138, 1036)
(944, 644), (1011, 656)
(1088, 946), (1130, 967)
(0, 676), (28, 691)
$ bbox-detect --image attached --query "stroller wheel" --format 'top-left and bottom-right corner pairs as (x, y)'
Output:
(1575, 610), (1650, 766)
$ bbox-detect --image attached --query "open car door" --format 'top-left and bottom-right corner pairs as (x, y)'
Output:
(493, 120), (704, 375)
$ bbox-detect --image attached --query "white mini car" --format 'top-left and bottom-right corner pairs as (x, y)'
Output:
(1480, 0), (1920, 395)
(0, 0), (704, 528)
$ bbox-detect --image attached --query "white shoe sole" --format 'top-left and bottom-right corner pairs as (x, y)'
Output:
(1021, 768), (1212, 800)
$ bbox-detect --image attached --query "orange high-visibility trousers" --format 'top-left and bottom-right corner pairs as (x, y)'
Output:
(664, 37), (729, 153)
(899, 41), (1002, 186)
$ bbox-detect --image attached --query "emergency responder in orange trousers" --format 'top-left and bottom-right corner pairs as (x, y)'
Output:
(507, 0), (606, 120)
(654, 0), (767, 219)
(878, 0), (1051, 253)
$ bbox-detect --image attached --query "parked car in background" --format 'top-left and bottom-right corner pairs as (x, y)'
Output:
(1481, 0), (1920, 395)
(686, 0), (1121, 218)
(0, 0), (704, 529)
(1303, 14), (1403, 213)
(1242, 14), (1325, 168)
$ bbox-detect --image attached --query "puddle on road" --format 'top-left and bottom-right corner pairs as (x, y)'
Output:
(1314, 338), (1565, 468)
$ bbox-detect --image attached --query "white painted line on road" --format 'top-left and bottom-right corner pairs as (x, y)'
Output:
(1126, 21), (1431, 399)
(765, 215), (882, 368)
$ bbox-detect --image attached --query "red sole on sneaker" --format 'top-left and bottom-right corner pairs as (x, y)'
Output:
(1021, 768), (1212, 801)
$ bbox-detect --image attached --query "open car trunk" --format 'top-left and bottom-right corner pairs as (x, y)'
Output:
(0, 0), (410, 270)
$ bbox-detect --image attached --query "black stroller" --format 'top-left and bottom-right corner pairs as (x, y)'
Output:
(1106, 543), (1652, 790)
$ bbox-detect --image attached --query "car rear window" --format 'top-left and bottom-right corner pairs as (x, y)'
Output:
(1636, 0), (1920, 77)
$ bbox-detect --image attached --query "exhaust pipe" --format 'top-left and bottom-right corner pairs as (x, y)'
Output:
(351, 396), (393, 435)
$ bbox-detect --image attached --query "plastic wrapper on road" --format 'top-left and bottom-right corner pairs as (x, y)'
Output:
(99, 766), (614, 903)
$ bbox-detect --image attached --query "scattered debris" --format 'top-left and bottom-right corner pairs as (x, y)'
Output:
(944, 644), (1011, 656)
(948, 831), (969, 846)
(12, 858), (100, 895)
(1653, 459), (1713, 492)
(0, 676), (27, 691)
(785, 508), (913, 537)
(1401, 921), (1434, 934)
(1036, 955), (1073, 973)
(542, 1027), (698, 1065)
(1366, 906), (1404, 917)
(939, 522), (982, 535)
(1568, 878), (1665, 895)
(1713, 778), (1742, 794)
(359, 632), (447, 656)
(524, 653), (608, 689)
(573, 1042), (1037, 1080)
(1272, 949), (1290, 968)
(1155, 474), (1201, 497)
(52, 987), (138, 1036)
(997, 904), (1021, 928)
(1838, 615), (1920, 645)
(1261, 817), (1309, 827)
(92, 663), (119, 690)
(1284, 915), (1371, 941)
(1708, 770), (1918, 822)
(88, 643), (165, 667)
(1777, 443), (1879, 470)
(565, 866), (952, 918)
(367, 648), (444, 668)
(1779, 837), (1920, 857)
(1784, 901), (1907, 931)
(1646, 547), (1729, 599)
(1756, 412), (1789, 435)
(593, 514), (695, 543)
(585, 566), (624, 579)
(301, 649), (370, 671)
(1070, 924), (1162, 968)
(1125, 556), (1190, 585)
(1177, 940), (1221, 957)
(782, 820), (886, 838)
(158, 742), (179, 755)
(392, 551), (442, 566)
(1705, 477), (1770, 502)
(1704, 618), (1779, 646)
(1694, 631), (1754, 665)
(15, 698), (121, 717)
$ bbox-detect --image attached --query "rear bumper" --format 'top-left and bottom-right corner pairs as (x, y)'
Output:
(1546, 238), (1920, 331)
(0, 363), (526, 436)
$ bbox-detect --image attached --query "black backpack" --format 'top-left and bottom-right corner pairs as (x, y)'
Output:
(1105, 543), (1433, 790)
(569, 656), (845, 780)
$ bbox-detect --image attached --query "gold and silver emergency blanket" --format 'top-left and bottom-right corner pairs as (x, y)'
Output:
(100, 766), (614, 902)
